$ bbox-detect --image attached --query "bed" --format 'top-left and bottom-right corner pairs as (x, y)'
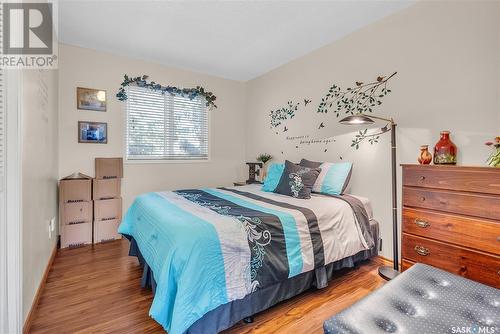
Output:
(119, 184), (379, 334)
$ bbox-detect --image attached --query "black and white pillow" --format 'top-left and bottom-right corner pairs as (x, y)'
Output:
(274, 160), (321, 199)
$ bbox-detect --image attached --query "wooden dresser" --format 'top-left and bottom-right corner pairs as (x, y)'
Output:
(401, 164), (500, 287)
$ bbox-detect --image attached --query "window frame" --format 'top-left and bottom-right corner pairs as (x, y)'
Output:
(123, 87), (211, 164)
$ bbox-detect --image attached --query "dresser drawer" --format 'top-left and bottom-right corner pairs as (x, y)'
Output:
(402, 207), (500, 255)
(403, 165), (500, 195)
(403, 187), (500, 220)
(62, 201), (92, 224)
(94, 198), (122, 221)
(402, 233), (500, 288)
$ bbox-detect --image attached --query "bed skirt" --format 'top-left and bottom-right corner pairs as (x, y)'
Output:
(125, 219), (379, 334)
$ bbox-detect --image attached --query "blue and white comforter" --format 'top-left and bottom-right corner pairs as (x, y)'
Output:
(119, 184), (374, 334)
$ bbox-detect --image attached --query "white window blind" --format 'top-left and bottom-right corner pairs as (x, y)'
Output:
(125, 86), (209, 161)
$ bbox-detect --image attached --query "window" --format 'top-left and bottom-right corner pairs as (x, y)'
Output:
(125, 86), (209, 161)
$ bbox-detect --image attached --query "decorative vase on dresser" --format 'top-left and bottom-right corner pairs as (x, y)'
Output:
(401, 164), (500, 288)
(433, 130), (457, 164)
(417, 145), (432, 164)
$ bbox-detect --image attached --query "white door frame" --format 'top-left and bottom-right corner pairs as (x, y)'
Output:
(0, 69), (23, 334)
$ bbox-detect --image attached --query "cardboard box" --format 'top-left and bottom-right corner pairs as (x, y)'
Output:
(95, 158), (123, 179)
(61, 222), (92, 248)
(94, 219), (121, 243)
(93, 178), (121, 200)
(94, 198), (122, 221)
(59, 178), (92, 202)
(61, 201), (92, 225)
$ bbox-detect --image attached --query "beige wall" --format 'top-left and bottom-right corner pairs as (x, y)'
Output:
(245, 1), (500, 259)
(22, 69), (59, 321)
(56, 1), (500, 261)
(58, 44), (247, 214)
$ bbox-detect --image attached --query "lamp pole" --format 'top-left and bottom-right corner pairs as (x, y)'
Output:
(390, 122), (398, 271)
(378, 120), (399, 280)
(339, 114), (399, 280)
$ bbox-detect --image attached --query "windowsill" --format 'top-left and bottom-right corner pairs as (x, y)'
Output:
(124, 158), (211, 165)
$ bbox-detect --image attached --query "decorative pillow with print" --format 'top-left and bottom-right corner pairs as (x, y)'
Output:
(274, 160), (321, 199)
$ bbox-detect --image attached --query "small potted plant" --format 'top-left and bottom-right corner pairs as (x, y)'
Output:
(485, 137), (500, 167)
(256, 153), (273, 181)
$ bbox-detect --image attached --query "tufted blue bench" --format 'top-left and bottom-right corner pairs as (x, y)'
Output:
(323, 263), (499, 334)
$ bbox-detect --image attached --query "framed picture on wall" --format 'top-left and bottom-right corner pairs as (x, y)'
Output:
(78, 121), (108, 144)
(77, 87), (107, 111)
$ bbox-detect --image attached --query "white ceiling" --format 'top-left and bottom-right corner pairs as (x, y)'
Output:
(59, 1), (414, 81)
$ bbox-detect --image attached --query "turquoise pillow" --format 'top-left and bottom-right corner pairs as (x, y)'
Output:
(261, 163), (285, 192)
(312, 162), (353, 195)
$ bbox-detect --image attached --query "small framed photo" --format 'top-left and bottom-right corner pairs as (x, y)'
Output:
(77, 87), (107, 111)
(78, 121), (108, 144)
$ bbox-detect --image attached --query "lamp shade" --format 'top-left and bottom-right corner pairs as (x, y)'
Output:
(339, 114), (375, 125)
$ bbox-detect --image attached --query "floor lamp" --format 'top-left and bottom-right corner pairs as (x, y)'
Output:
(339, 114), (399, 280)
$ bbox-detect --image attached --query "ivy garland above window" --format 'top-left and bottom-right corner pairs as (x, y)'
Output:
(116, 75), (217, 109)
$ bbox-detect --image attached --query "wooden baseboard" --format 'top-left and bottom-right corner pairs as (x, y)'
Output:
(23, 243), (58, 334)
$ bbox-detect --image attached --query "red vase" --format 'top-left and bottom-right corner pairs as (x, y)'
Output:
(433, 131), (457, 164)
(418, 145), (432, 164)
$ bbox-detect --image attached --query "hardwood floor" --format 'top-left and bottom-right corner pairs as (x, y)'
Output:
(29, 239), (388, 334)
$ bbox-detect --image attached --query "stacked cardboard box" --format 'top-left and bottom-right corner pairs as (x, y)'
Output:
(59, 173), (93, 248)
(93, 158), (123, 243)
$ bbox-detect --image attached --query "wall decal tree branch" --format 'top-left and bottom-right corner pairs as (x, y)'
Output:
(317, 72), (397, 117)
(270, 101), (301, 128)
(268, 72), (397, 152)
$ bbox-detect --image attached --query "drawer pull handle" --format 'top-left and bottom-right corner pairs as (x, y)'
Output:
(414, 245), (430, 256)
(497, 236), (500, 242)
(419, 176), (426, 181)
(420, 197), (426, 202)
(415, 219), (430, 228)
